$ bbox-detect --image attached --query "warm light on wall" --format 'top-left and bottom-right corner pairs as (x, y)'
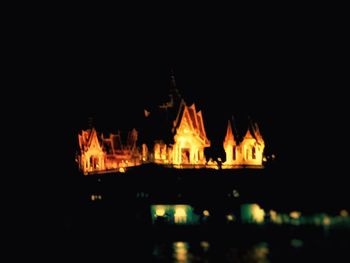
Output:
(223, 120), (265, 168)
(155, 207), (165, 217)
(174, 206), (187, 223)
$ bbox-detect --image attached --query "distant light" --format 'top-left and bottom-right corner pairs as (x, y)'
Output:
(227, 214), (234, 221)
(232, 189), (240, 198)
(271, 154), (276, 159)
(91, 195), (95, 201)
(290, 211), (301, 219)
(323, 216), (331, 226)
(340, 209), (349, 217)
(174, 207), (187, 223)
(252, 204), (265, 223)
(156, 207), (165, 217)
(203, 210), (210, 217)
(200, 241), (210, 251)
(119, 167), (125, 173)
(263, 157), (267, 162)
(270, 210), (277, 221)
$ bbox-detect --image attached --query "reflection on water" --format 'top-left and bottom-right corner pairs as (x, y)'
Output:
(153, 241), (270, 263)
(173, 242), (190, 262)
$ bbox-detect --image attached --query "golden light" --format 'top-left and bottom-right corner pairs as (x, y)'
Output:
(77, 90), (266, 172)
(252, 204), (265, 223)
(269, 210), (277, 221)
(290, 211), (301, 219)
(174, 206), (187, 223)
(203, 210), (210, 216)
(155, 207), (165, 217)
(340, 209), (349, 217)
(200, 241), (210, 252)
(173, 242), (188, 261)
(223, 120), (265, 168)
(323, 216), (331, 226)
(227, 214), (234, 221)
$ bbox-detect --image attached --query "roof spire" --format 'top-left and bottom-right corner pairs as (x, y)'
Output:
(170, 68), (176, 90)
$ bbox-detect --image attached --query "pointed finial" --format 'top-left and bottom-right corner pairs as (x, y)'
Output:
(88, 116), (94, 128)
(170, 68), (176, 89)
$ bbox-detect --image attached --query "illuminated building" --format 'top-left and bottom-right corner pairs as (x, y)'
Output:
(76, 70), (266, 174)
(223, 118), (265, 167)
(77, 128), (141, 174)
(153, 99), (210, 167)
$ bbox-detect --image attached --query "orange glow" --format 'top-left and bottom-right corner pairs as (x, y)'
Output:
(173, 242), (189, 261)
(155, 207), (165, 216)
(77, 88), (269, 173)
(340, 209), (348, 217)
(77, 128), (142, 174)
(223, 120), (265, 168)
(252, 204), (265, 223)
(203, 210), (210, 216)
(270, 210), (277, 221)
(323, 216), (331, 226)
(174, 206), (187, 223)
(290, 211), (301, 219)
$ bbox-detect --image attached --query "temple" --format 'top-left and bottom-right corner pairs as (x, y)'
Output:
(76, 70), (266, 174)
(77, 128), (141, 174)
(153, 99), (211, 167)
(223, 118), (265, 168)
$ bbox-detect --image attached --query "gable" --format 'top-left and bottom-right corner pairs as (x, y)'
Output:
(178, 107), (194, 134)
(87, 129), (103, 152)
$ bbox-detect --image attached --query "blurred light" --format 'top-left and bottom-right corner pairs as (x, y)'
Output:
(252, 204), (265, 223)
(200, 241), (210, 252)
(323, 216), (331, 226)
(174, 206), (187, 223)
(173, 242), (188, 261)
(156, 207), (165, 217)
(232, 189), (240, 198)
(340, 209), (349, 217)
(203, 210), (210, 216)
(119, 167), (125, 173)
(270, 210), (277, 222)
(290, 211), (301, 219)
(227, 214), (234, 221)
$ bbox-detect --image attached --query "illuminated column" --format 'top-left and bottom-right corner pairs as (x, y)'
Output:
(190, 148), (194, 164)
(86, 155), (90, 171)
(178, 145), (182, 164)
(226, 145), (232, 164)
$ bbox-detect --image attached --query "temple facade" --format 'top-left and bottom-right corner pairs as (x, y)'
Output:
(223, 120), (265, 167)
(153, 99), (211, 166)
(77, 128), (141, 174)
